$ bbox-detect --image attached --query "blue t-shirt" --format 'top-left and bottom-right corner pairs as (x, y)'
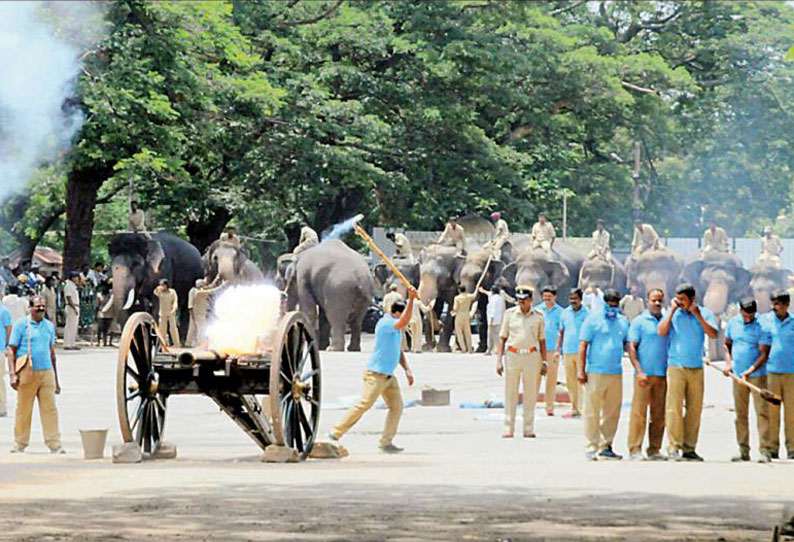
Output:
(580, 310), (629, 374)
(667, 307), (717, 369)
(0, 305), (11, 350)
(725, 314), (771, 378)
(559, 305), (589, 355)
(627, 310), (668, 377)
(9, 317), (56, 371)
(366, 315), (402, 375)
(761, 311), (794, 374)
(535, 303), (563, 352)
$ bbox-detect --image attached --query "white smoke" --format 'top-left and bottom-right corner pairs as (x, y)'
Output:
(206, 284), (283, 356)
(0, 1), (107, 200)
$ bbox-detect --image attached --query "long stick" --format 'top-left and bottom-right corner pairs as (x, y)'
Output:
(704, 359), (782, 405)
(474, 254), (493, 293)
(354, 224), (420, 301)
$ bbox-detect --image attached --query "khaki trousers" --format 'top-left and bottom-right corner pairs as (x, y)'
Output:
(487, 324), (500, 354)
(584, 373), (623, 453)
(186, 314), (197, 347)
(627, 375), (667, 455)
(408, 319), (422, 353)
(563, 354), (583, 415)
(665, 366), (703, 453)
(733, 375), (771, 454)
(159, 313), (181, 348)
(64, 308), (79, 347)
(504, 353), (542, 434)
(454, 314), (472, 353)
(767, 373), (794, 454)
(14, 369), (61, 449)
(537, 352), (560, 411)
(332, 371), (403, 447)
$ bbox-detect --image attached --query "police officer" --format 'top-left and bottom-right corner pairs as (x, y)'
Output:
(531, 212), (556, 255)
(437, 217), (466, 256)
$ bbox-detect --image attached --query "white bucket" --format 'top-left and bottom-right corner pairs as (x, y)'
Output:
(79, 429), (108, 460)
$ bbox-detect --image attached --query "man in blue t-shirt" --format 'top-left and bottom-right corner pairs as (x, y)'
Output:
(536, 287), (563, 416)
(0, 303), (12, 417)
(556, 288), (588, 418)
(7, 296), (63, 453)
(760, 290), (794, 460)
(723, 297), (772, 463)
(578, 288), (629, 461)
(330, 288), (416, 453)
(658, 283), (718, 462)
(626, 288), (669, 461)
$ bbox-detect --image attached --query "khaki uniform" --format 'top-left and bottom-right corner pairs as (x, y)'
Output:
(584, 373), (623, 453)
(500, 307), (545, 434)
(294, 226), (319, 255)
(42, 286), (57, 324)
(627, 375), (667, 455)
(702, 227), (730, 254)
(486, 219), (510, 257)
(767, 373), (794, 455)
(15, 369), (60, 450)
(588, 229), (612, 261)
(332, 370), (403, 447)
(63, 280), (80, 348)
(531, 221), (556, 254)
(186, 286), (198, 347)
(408, 301), (423, 353)
(393, 233), (414, 261)
(758, 235), (783, 267)
(665, 366), (704, 454)
(733, 376), (771, 455)
(155, 288), (180, 348)
(382, 291), (403, 315)
(452, 292), (478, 353)
(129, 209), (146, 232)
(218, 232), (241, 247)
(619, 295), (645, 322)
(437, 223), (466, 254)
(631, 224), (662, 255)
(192, 288), (214, 345)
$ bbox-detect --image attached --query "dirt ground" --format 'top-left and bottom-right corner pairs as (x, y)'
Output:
(0, 337), (791, 541)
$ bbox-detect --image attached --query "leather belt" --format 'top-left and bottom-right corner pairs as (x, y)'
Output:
(507, 346), (538, 354)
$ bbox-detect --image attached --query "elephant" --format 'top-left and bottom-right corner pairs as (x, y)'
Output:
(681, 251), (751, 317)
(205, 240), (264, 285)
(108, 232), (205, 339)
(626, 249), (683, 302)
(373, 259), (420, 298)
(578, 256), (628, 294)
(498, 242), (584, 306)
(282, 239), (374, 351)
(417, 244), (466, 352)
(749, 261), (792, 314)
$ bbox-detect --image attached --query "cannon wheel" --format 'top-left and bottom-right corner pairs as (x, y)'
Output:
(270, 311), (321, 459)
(116, 312), (168, 455)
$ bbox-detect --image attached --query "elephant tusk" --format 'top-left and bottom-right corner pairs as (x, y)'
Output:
(123, 289), (136, 310)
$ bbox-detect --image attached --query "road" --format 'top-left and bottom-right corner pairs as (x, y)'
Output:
(0, 337), (791, 541)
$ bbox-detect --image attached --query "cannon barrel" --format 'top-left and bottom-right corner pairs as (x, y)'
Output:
(178, 349), (228, 367)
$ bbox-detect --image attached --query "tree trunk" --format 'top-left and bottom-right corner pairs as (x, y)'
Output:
(186, 207), (232, 254)
(64, 167), (108, 273)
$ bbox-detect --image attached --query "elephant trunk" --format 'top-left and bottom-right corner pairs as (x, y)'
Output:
(112, 262), (136, 324)
(418, 271), (438, 304)
(703, 279), (730, 316)
(754, 289), (772, 314)
(218, 257), (236, 283)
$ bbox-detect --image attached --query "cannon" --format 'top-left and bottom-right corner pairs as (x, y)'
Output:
(116, 310), (321, 459)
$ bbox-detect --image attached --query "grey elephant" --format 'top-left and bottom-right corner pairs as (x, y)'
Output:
(579, 256), (628, 294)
(458, 248), (511, 352)
(626, 249), (683, 301)
(749, 261), (792, 314)
(373, 259), (420, 298)
(681, 251), (751, 316)
(498, 242), (584, 306)
(417, 244), (467, 352)
(282, 240), (374, 351)
(205, 240), (264, 285)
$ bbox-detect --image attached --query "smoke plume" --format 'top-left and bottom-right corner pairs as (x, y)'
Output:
(322, 214), (365, 241)
(206, 284), (283, 356)
(0, 1), (107, 200)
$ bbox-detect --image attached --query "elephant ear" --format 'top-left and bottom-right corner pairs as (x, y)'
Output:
(500, 262), (517, 286)
(373, 263), (389, 285)
(146, 239), (166, 275)
(777, 268), (794, 289)
(734, 267), (753, 299)
(490, 260), (506, 282)
(681, 259), (706, 286)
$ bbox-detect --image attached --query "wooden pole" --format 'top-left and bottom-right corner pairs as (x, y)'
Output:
(354, 223), (420, 300)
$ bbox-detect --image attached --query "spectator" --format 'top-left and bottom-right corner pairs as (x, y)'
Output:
(96, 284), (114, 347)
(42, 276), (58, 324)
(63, 271), (81, 350)
(2, 284), (28, 322)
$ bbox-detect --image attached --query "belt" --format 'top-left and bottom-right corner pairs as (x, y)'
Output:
(507, 346), (538, 355)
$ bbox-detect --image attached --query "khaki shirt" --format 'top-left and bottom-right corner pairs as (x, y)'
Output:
(494, 219), (510, 241)
(451, 292), (477, 318)
(188, 287), (197, 310)
(382, 291), (403, 314)
(155, 288), (178, 317)
(63, 280), (80, 315)
(592, 229), (610, 253)
(619, 295), (645, 321)
(438, 223), (465, 246)
(631, 224), (661, 253)
(193, 289), (212, 316)
(393, 233), (413, 259)
(702, 227), (729, 252)
(531, 222), (556, 243)
(299, 226), (319, 245)
(219, 232), (241, 247)
(42, 286), (57, 317)
(129, 209), (146, 232)
(499, 306), (545, 350)
(762, 235), (783, 257)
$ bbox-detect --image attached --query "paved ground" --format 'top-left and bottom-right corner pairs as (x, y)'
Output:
(0, 336), (792, 541)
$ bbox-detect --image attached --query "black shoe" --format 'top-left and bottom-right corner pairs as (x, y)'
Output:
(379, 443), (404, 454)
(681, 451), (704, 462)
(771, 451), (780, 459)
(598, 446), (623, 460)
(788, 451), (794, 460)
(731, 451), (750, 462)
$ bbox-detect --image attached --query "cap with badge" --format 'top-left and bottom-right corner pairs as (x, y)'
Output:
(515, 284), (533, 300)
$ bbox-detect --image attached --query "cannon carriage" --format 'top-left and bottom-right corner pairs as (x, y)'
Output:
(116, 310), (321, 459)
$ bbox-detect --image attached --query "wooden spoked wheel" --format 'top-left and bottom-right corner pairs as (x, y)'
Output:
(270, 311), (321, 459)
(116, 312), (168, 455)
